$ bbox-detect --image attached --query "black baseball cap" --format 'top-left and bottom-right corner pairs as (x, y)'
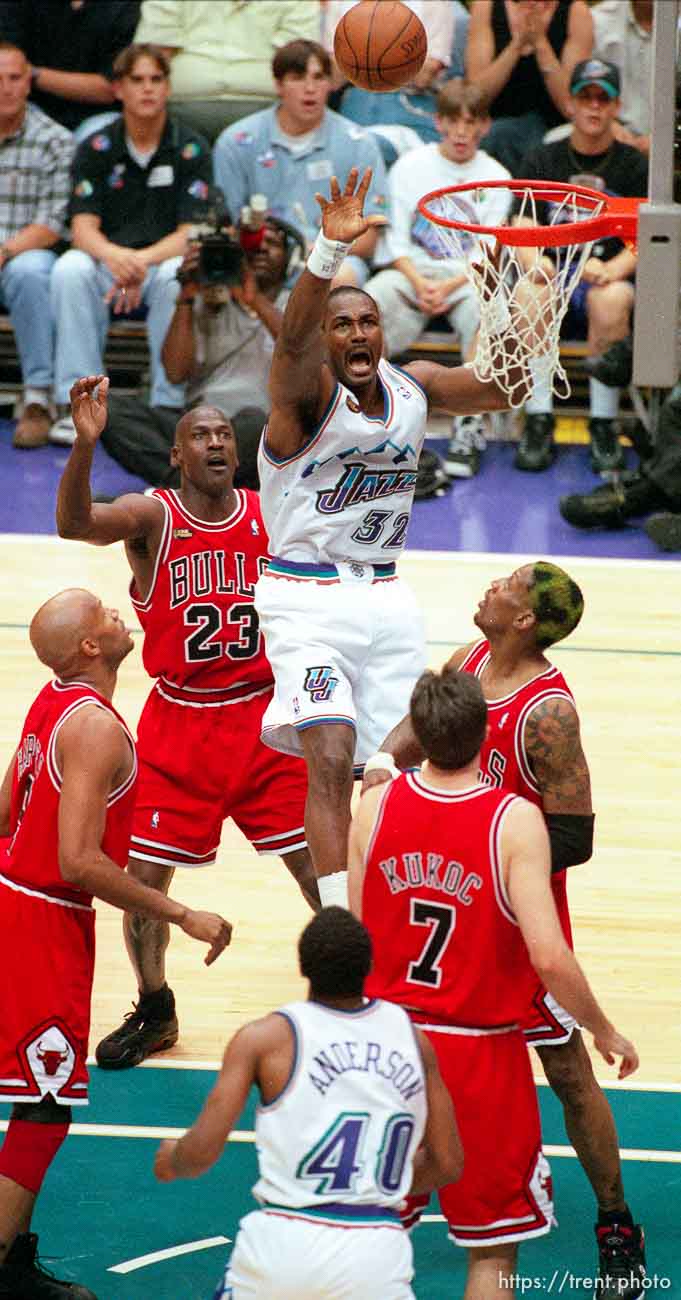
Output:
(570, 58), (621, 99)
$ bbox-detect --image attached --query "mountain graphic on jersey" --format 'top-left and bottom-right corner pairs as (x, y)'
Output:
(302, 434), (419, 479)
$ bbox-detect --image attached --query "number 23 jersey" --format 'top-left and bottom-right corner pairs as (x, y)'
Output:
(131, 488), (273, 701)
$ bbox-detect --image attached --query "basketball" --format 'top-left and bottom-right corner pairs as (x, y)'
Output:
(334, 1), (428, 93)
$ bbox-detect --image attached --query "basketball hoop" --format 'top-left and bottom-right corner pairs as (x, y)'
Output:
(417, 180), (641, 406)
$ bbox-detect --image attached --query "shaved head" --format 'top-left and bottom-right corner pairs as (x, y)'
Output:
(30, 589), (101, 675)
(29, 588), (132, 681)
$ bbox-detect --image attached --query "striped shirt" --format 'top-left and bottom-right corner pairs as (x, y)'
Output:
(0, 103), (75, 243)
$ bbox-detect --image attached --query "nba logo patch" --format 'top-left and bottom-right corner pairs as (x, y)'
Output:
(151, 810), (160, 828)
(251, 519), (259, 535)
(292, 695), (301, 716)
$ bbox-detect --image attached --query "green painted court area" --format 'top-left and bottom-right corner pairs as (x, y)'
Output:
(2, 1072), (679, 1299)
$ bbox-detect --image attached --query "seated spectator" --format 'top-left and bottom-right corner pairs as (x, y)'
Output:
(0, 42), (74, 450)
(560, 356), (681, 552)
(49, 43), (212, 446)
(450, 0), (472, 80)
(321, 0), (455, 161)
(101, 215), (304, 489)
(511, 58), (647, 474)
(0, 0), (140, 135)
(365, 80), (511, 478)
(134, 0), (321, 143)
(213, 40), (388, 288)
(592, 0), (652, 156)
(466, 0), (593, 176)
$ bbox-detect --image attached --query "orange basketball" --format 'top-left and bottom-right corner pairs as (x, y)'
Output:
(334, 1), (428, 93)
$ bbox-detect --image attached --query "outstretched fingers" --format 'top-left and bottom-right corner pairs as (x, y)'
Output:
(355, 166), (374, 204)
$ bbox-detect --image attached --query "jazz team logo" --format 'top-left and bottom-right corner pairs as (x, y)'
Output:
(303, 666), (339, 703)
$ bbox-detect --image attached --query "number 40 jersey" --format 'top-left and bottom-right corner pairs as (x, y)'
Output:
(253, 998), (427, 1217)
(131, 488), (273, 702)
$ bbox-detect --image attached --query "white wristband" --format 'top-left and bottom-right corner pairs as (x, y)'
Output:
(318, 871), (349, 909)
(363, 751), (400, 779)
(307, 230), (352, 279)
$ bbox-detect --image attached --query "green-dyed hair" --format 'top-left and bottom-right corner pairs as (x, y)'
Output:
(528, 562), (584, 649)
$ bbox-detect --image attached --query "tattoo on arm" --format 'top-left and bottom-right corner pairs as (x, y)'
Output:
(524, 696), (592, 814)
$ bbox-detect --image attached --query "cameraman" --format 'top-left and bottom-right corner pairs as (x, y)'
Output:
(101, 213), (301, 489)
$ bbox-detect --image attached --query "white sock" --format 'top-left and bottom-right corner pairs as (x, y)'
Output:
(23, 387), (50, 410)
(525, 375), (554, 415)
(317, 871), (349, 909)
(589, 378), (620, 420)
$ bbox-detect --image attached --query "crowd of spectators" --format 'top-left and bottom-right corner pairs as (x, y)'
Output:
(0, 0), (674, 542)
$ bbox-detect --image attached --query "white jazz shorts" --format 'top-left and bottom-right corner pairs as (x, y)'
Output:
(216, 1209), (416, 1299)
(254, 562), (426, 770)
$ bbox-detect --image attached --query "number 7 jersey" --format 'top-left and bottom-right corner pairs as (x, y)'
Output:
(131, 488), (274, 703)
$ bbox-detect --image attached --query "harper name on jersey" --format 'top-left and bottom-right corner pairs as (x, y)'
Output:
(258, 360), (427, 566)
(131, 488), (274, 700)
(5, 680), (137, 903)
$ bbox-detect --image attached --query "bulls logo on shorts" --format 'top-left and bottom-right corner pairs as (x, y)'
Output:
(303, 666), (339, 703)
(23, 1023), (76, 1097)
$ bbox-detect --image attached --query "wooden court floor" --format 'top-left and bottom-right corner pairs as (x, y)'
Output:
(0, 536), (679, 1087)
(0, 536), (680, 1297)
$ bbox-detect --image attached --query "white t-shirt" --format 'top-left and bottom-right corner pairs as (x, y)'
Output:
(385, 143), (512, 275)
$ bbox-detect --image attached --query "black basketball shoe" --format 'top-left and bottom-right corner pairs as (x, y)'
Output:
(595, 1221), (646, 1299)
(514, 413), (555, 471)
(95, 985), (178, 1069)
(0, 1233), (98, 1298)
(645, 511), (681, 551)
(589, 418), (626, 474)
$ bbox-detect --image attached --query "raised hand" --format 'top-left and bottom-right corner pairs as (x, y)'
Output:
(69, 374), (110, 444)
(314, 167), (385, 244)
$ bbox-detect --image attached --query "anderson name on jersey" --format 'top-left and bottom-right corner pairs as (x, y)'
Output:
(258, 359), (428, 566)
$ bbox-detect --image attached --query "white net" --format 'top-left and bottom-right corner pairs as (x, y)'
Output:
(423, 185), (607, 408)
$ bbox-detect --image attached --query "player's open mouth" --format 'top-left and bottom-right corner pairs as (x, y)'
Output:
(347, 348), (373, 373)
(207, 458), (227, 469)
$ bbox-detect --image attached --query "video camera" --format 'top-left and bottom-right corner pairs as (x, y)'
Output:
(184, 187), (269, 288)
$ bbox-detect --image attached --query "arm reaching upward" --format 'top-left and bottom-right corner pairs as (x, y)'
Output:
(56, 375), (164, 547)
(266, 167), (386, 460)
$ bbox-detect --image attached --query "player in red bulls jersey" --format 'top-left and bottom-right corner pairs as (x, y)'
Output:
(0, 588), (231, 1300)
(364, 561), (647, 1296)
(56, 376), (317, 1071)
(349, 666), (638, 1300)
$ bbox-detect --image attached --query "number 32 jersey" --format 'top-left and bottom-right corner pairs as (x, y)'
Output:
(131, 488), (273, 701)
(259, 360), (427, 565)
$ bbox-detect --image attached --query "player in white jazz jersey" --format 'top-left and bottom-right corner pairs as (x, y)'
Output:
(255, 166), (530, 908)
(155, 907), (462, 1300)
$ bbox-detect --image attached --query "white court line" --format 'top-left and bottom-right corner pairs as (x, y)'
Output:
(0, 1120), (677, 1161)
(0, 1120), (254, 1141)
(127, 1060), (681, 1093)
(109, 1236), (230, 1274)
